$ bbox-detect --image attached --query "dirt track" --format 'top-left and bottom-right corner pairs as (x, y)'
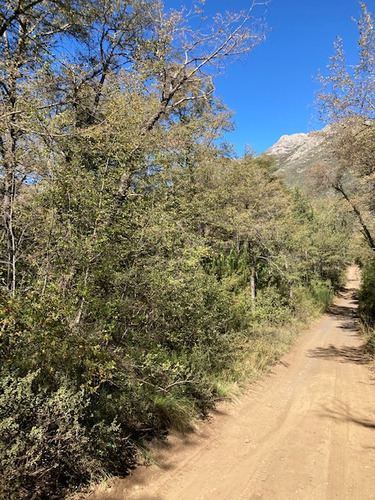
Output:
(91, 267), (375, 500)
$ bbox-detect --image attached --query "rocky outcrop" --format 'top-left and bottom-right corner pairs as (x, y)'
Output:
(262, 125), (337, 188)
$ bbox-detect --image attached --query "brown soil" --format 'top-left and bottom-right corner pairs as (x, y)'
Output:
(89, 266), (375, 500)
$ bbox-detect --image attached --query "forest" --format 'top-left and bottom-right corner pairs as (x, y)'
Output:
(0, 1), (374, 499)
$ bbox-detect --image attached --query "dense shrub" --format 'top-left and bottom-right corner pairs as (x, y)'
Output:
(0, 370), (141, 500)
(310, 280), (335, 312)
(357, 258), (375, 356)
(0, 372), (93, 500)
(0, 250), (343, 499)
(358, 257), (375, 326)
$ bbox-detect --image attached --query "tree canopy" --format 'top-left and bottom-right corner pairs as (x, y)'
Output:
(315, 2), (375, 253)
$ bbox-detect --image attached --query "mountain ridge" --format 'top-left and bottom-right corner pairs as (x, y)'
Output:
(261, 124), (337, 188)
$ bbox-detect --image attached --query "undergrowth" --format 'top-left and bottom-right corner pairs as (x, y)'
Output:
(0, 275), (333, 500)
(357, 258), (375, 357)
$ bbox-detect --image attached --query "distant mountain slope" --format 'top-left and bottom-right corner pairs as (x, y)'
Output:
(261, 125), (337, 189)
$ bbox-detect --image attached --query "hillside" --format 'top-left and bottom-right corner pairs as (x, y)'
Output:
(262, 124), (337, 189)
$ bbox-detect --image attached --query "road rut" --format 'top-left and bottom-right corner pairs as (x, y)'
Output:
(91, 267), (375, 500)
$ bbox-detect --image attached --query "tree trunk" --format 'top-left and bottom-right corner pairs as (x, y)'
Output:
(334, 182), (375, 252)
(250, 265), (256, 307)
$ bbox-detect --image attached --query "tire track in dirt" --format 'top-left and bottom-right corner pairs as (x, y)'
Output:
(90, 266), (375, 500)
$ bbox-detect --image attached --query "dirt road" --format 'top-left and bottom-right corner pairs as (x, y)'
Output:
(91, 267), (375, 499)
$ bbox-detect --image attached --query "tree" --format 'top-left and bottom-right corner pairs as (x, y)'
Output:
(0, 0), (269, 295)
(115, 0), (269, 197)
(0, 0), (84, 293)
(315, 2), (375, 252)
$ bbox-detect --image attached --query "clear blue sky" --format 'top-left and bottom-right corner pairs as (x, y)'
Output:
(164, 0), (374, 154)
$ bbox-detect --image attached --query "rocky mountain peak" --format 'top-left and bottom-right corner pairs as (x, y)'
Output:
(261, 125), (336, 188)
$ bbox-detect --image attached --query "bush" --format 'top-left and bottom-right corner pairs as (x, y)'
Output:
(358, 257), (375, 326)
(0, 370), (139, 500)
(357, 257), (375, 356)
(0, 372), (94, 499)
(310, 280), (334, 312)
(251, 288), (291, 325)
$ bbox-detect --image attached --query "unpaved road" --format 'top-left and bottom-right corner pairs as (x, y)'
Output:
(91, 267), (375, 500)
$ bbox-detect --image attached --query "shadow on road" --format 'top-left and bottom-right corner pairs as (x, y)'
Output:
(307, 344), (369, 365)
(307, 288), (370, 365)
(320, 400), (375, 430)
(328, 289), (358, 322)
(91, 492), (162, 500)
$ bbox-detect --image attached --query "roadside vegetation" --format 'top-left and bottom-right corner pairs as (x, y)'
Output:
(0, 1), (352, 499)
(358, 258), (375, 355)
(315, 2), (375, 356)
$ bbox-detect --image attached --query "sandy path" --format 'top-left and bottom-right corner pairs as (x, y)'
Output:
(91, 266), (375, 500)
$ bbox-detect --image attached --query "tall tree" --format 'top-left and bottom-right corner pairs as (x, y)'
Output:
(0, 0), (269, 294)
(0, 0), (85, 293)
(315, 2), (375, 252)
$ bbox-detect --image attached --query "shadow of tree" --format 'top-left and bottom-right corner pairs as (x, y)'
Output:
(90, 492), (162, 500)
(319, 400), (375, 430)
(307, 287), (370, 364)
(307, 344), (369, 365)
(328, 301), (357, 321)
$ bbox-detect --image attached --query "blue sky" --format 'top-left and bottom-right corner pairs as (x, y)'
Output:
(165, 0), (373, 154)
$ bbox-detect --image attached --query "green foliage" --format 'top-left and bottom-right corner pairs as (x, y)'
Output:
(357, 257), (375, 356)
(251, 288), (291, 325)
(0, 149), (349, 498)
(310, 280), (334, 311)
(358, 257), (375, 326)
(315, 3), (375, 254)
(0, 1), (352, 498)
(0, 372), (93, 500)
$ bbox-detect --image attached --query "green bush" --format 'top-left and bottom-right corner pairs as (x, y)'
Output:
(0, 372), (94, 499)
(310, 280), (334, 311)
(0, 247), (344, 500)
(0, 370), (139, 500)
(357, 257), (375, 355)
(358, 257), (375, 326)
(251, 288), (291, 325)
